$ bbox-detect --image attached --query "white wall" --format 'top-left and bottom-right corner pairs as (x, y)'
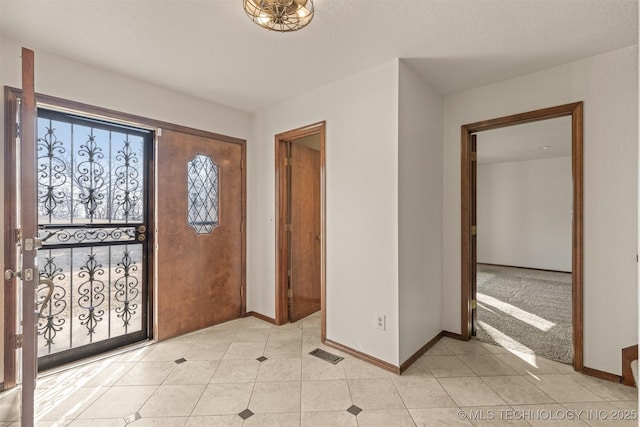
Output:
(477, 157), (572, 272)
(398, 61), (443, 364)
(249, 60), (401, 365)
(0, 36), (252, 383)
(443, 46), (638, 375)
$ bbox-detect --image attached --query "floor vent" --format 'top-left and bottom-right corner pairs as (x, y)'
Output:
(309, 348), (344, 365)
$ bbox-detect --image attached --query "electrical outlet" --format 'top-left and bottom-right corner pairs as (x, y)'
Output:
(376, 314), (386, 331)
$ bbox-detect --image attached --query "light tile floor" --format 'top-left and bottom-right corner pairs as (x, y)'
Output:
(0, 312), (637, 426)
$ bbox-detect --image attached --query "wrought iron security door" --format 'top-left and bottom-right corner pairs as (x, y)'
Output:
(35, 108), (151, 370)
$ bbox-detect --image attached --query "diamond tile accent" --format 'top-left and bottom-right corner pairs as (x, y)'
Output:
(256, 356), (268, 362)
(346, 405), (362, 416)
(124, 412), (142, 423)
(238, 408), (254, 420)
(175, 357), (187, 364)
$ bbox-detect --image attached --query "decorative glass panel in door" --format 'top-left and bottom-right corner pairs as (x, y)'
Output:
(35, 108), (151, 370)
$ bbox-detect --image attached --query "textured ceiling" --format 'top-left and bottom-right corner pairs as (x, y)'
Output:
(0, 0), (637, 112)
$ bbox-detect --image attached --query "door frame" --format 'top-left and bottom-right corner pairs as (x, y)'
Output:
(460, 102), (584, 371)
(274, 121), (326, 339)
(3, 87), (157, 384)
(3, 87), (247, 386)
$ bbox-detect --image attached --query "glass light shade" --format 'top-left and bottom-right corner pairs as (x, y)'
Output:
(243, 0), (314, 32)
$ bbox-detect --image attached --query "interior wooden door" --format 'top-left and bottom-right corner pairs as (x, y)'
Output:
(289, 143), (321, 322)
(157, 129), (245, 340)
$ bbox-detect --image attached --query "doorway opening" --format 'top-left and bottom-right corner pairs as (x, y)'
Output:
(461, 102), (584, 371)
(474, 117), (573, 364)
(275, 122), (326, 339)
(4, 87), (156, 386)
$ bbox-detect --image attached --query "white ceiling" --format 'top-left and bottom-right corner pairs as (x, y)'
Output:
(0, 0), (637, 113)
(476, 116), (572, 164)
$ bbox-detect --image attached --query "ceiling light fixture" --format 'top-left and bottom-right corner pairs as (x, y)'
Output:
(538, 145), (551, 150)
(243, 0), (314, 32)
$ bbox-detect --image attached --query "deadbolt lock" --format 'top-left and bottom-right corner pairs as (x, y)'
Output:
(137, 234), (146, 242)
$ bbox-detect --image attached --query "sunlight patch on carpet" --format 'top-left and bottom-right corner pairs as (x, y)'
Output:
(478, 292), (555, 331)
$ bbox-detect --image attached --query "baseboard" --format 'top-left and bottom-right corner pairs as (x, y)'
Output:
(442, 330), (466, 341)
(621, 345), (638, 387)
(399, 332), (444, 374)
(582, 366), (622, 384)
(323, 338), (400, 375)
(478, 262), (571, 274)
(0, 382), (4, 392)
(247, 311), (277, 325)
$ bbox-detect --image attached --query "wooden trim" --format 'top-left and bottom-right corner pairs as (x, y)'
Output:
(461, 102), (584, 373)
(622, 345), (638, 387)
(20, 47), (38, 425)
(240, 139), (247, 317)
(442, 331), (466, 341)
(4, 87), (245, 146)
(571, 102), (584, 371)
(478, 263), (571, 275)
(399, 332), (444, 374)
(275, 138), (288, 325)
(246, 311), (277, 325)
(3, 87), (19, 390)
(324, 339), (400, 375)
(274, 122), (326, 341)
(583, 366), (622, 384)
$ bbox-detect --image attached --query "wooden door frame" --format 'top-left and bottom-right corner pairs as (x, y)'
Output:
(3, 87), (20, 390)
(461, 102), (584, 371)
(275, 121), (326, 340)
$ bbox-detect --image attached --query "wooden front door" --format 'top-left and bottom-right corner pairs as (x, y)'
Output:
(289, 142), (321, 322)
(157, 129), (245, 340)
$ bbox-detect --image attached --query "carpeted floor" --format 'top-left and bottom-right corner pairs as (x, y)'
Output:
(475, 264), (573, 364)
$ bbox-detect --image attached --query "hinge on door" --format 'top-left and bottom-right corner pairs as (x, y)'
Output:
(284, 157), (291, 167)
(471, 226), (477, 236)
(240, 287), (244, 297)
(287, 288), (292, 298)
(471, 152), (477, 162)
(240, 160), (244, 170)
(471, 299), (477, 310)
(156, 128), (162, 137)
(240, 221), (244, 233)
(286, 224), (292, 232)
(287, 269), (291, 277)
(15, 228), (22, 244)
(15, 334), (23, 349)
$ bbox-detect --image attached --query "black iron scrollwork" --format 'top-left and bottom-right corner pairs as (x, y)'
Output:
(37, 126), (68, 220)
(77, 134), (106, 218)
(37, 255), (67, 353)
(114, 249), (139, 331)
(77, 253), (105, 338)
(114, 139), (141, 221)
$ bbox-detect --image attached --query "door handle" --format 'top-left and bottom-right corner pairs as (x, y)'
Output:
(37, 278), (54, 318)
(4, 269), (22, 281)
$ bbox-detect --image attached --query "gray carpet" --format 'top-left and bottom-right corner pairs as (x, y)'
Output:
(475, 264), (573, 364)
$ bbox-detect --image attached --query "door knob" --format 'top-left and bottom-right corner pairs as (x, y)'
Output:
(4, 269), (21, 281)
